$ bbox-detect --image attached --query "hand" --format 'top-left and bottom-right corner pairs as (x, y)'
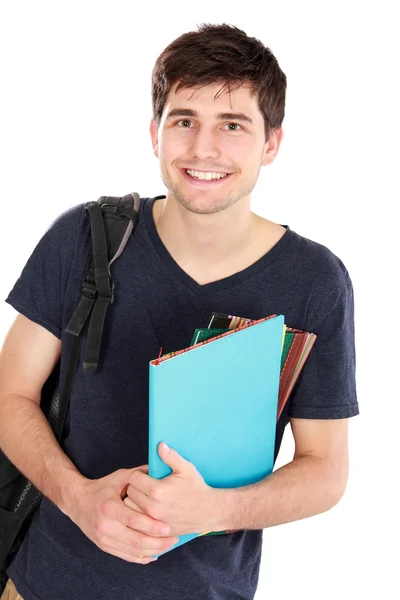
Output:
(123, 442), (218, 538)
(66, 465), (179, 565)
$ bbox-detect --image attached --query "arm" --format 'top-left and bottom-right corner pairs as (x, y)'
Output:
(214, 418), (349, 531)
(0, 313), (179, 563)
(0, 314), (87, 515)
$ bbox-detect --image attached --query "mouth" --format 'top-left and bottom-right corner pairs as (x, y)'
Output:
(179, 168), (234, 186)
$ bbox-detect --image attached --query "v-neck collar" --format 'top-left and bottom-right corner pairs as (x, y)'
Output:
(142, 196), (296, 294)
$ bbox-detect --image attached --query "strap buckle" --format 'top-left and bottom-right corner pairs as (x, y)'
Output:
(82, 274), (115, 304)
(82, 274), (97, 300)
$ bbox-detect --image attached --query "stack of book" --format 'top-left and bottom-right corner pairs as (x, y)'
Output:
(147, 312), (317, 557)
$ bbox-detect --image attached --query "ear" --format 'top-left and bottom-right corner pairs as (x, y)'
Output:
(261, 127), (284, 166)
(150, 119), (159, 158)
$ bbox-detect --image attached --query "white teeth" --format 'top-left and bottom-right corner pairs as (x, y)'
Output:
(186, 169), (228, 181)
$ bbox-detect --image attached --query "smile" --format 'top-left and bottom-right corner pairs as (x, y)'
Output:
(180, 168), (233, 186)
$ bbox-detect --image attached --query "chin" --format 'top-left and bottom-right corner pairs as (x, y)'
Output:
(161, 172), (248, 215)
(174, 193), (236, 215)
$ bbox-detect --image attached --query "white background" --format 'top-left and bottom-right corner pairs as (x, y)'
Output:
(0, 1), (398, 598)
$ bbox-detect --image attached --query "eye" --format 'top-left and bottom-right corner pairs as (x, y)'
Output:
(176, 119), (194, 128)
(223, 123), (242, 131)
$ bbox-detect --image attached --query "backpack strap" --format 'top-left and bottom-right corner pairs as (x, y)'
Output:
(0, 193), (145, 581)
(65, 192), (141, 375)
(51, 192), (141, 443)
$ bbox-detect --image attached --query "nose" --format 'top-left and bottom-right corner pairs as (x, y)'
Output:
(190, 126), (221, 161)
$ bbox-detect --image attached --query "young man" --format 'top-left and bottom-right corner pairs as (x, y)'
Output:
(0, 23), (358, 600)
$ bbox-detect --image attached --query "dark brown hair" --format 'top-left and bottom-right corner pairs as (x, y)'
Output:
(151, 23), (287, 141)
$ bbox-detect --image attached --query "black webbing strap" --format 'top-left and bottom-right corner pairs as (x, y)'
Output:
(54, 334), (81, 441)
(6, 193), (143, 559)
(86, 202), (112, 299)
(65, 201), (113, 373)
(64, 275), (96, 338)
(81, 202), (113, 373)
(65, 215), (98, 340)
(83, 296), (111, 373)
(66, 193), (145, 378)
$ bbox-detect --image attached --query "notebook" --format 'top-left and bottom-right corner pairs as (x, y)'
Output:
(192, 312), (316, 422)
(147, 314), (288, 557)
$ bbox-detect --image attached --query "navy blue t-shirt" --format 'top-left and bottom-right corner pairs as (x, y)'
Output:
(5, 196), (359, 600)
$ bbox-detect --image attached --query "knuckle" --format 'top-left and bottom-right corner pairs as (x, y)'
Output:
(128, 514), (138, 529)
(133, 535), (144, 549)
(149, 485), (161, 500)
(94, 517), (106, 535)
(142, 497), (161, 520)
(128, 472), (137, 485)
(149, 504), (164, 521)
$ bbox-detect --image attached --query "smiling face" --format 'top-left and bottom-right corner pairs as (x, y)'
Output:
(150, 81), (282, 215)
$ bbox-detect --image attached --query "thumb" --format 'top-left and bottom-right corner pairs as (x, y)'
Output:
(158, 442), (190, 474)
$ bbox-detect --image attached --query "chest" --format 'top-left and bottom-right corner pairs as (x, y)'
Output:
(164, 225), (288, 287)
(63, 224), (306, 378)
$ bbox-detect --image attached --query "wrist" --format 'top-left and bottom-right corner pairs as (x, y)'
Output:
(210, 487), (237, 532)
(58, 469), (89, 518)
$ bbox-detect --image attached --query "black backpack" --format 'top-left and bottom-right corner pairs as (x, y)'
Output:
(0, 192), (161, 594)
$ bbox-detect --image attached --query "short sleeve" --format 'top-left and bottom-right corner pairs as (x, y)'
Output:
(5, 204), (85, 339)
(288, 277), (359, 420)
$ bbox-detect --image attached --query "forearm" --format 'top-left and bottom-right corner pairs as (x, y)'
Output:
(214, 455), (347, 531)
(0, 393), (87, 514)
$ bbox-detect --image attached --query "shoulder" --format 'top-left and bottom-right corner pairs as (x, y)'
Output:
(37, 202), (92, 261)
(288, 227), (354, 327)
(293, 229), (351, 288)
(45, 202), (88, 234)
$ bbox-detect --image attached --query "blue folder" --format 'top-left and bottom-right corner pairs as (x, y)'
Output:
(148, 314), (285, 557)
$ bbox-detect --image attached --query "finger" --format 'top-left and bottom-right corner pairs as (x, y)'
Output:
(113, 552), (156, 565)
(123, 496), (144, 513)
(101, 530), (168, 556)
(120, 505), (176, 542)
(99, 537), (158, 564)
(106, 496), (172, 539)
(135, 464), (149, 474)
(100, 521), (177, 556)
(125, 484), (153, 514)
(119, 465), (149, 500)
(128, 469), (154, 496)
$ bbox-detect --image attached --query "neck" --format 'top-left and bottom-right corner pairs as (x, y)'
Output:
(153, 195), (261, 266)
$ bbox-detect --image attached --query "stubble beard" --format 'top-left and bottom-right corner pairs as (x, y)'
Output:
(160, 168), (258, 215)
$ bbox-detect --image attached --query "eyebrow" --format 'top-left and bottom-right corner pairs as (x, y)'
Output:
(165, 108), (254, 125)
